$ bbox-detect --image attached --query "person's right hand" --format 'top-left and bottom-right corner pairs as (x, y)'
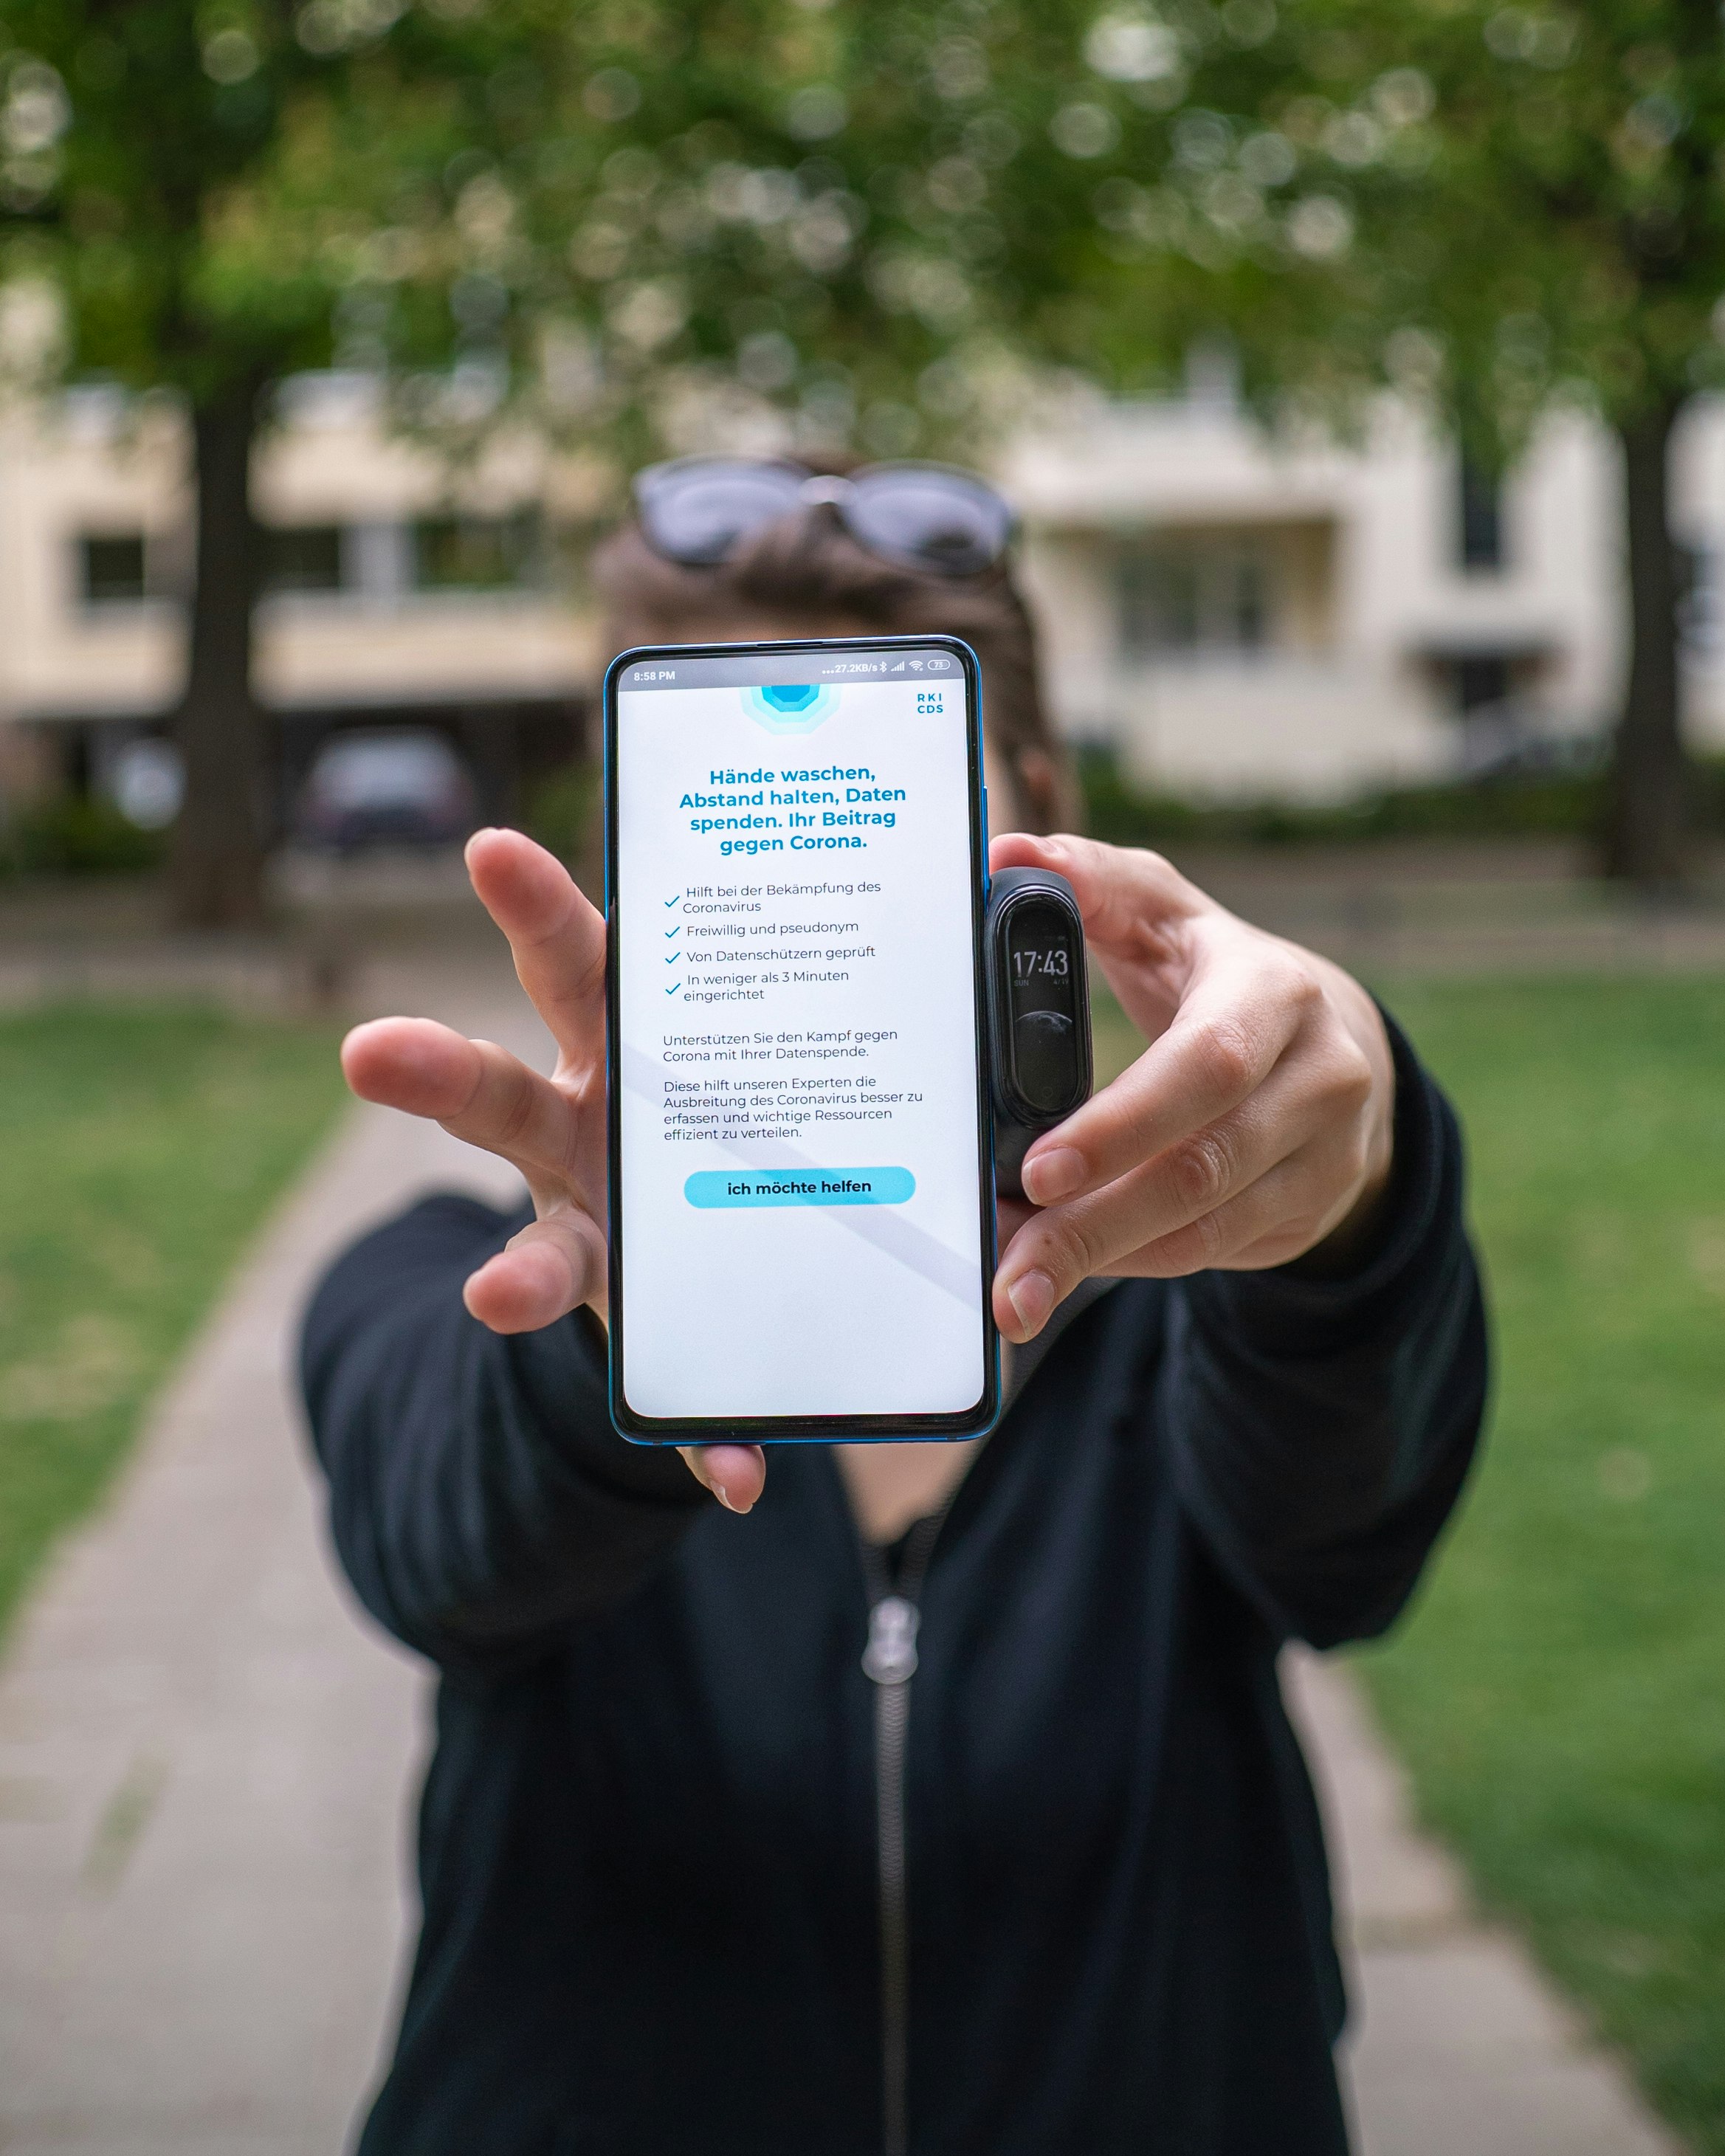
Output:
(340, 827), (768, 1515)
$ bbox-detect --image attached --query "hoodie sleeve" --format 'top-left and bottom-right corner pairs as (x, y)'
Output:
(300, 1193), (708, 1671)
(1161, 1012), (1489, 1649)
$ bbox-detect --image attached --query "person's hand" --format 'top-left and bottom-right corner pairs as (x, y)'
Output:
(988, 832), (1397, 1346)
(340, 828), (767, 1515)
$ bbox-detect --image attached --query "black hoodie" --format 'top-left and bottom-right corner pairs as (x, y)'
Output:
(301, 1018), (1486, 2156)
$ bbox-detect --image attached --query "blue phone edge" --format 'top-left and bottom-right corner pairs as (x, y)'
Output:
(600, 633), (1003, 1447)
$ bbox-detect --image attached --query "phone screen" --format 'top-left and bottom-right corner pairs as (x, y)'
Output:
(606, 637), (996, 1437)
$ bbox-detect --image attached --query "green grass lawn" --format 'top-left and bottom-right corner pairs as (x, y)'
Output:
(0, 1005), (345, 1642)
(1357, 977), (1725, 2149)
(1093, 972), (1725, 2143)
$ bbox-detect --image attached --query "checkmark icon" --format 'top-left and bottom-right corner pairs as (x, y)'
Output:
(666, 982), (681, 996)
(665, 925), (681, 939)
(664, 894), (681, 907)
(666, 951), (681, 964)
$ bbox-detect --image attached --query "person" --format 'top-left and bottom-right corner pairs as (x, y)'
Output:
(302, 456), (1487, 2156)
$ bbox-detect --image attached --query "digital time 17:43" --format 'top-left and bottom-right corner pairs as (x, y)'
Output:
(1012, 944), (1070, 982)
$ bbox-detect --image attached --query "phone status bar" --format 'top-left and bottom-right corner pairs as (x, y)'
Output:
(617, 647), (960, 693)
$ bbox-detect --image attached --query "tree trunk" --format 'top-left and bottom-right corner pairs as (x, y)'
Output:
(1604, 398), (1691, 888)
(166, 383), (266, 927)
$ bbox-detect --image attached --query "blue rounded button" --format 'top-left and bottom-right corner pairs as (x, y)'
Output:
(685, 1167), (915, 1209)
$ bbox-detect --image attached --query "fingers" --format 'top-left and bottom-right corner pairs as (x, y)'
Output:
(465, 828), (607, 1074)
(463, 1207), (607, 1332)
(993, 1124), (1288, 1342)
(342, 1019), (585, 1188)
(1102, 1150), (1351, 1278)
(990, 831), (1203, 962)
(1017, 954), (1318, 1207)
(992, 1141), (1306, 1341)
(678, 1443), (768, 1515)
(342, 1014), (478, 1117)
(992, 1030), (1377, 1341)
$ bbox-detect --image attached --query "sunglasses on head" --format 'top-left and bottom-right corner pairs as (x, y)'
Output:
(633, 456), (1016, 579)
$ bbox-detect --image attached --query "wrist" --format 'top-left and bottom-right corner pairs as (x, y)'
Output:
(1291, 1146), (1394, 1279)
(1287, 984), (1398, 1280)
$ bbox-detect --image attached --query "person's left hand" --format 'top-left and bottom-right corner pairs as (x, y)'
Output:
(988, 832), (1397, 1346)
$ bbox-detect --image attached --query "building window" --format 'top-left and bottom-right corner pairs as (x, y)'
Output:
(1117, 540), (1272, 660)
(264, 523), (345, 594)
(79, 534), (149, 605)
(1678, 543), (1720, 656)
(1453, 652), (1511, 712)
(1457, 454), (1504, 571)
(413, 511), (542, 593)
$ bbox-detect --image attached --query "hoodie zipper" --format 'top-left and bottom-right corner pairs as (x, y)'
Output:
(847, 1287), (1115, 2156)
(861, 1507), (948, 2156)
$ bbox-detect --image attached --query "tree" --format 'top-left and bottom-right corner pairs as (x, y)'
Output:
(18, 0), (1695, 897)
(0, 0), (557, 923)
(1, 0), (1317, 927)
(841, 0), (1723, 887)
(547, 0), (1717, 888)
(917, 0), (1721, 887)
(1308, 0), (1725, 886)
(0, 1), (1106, 920)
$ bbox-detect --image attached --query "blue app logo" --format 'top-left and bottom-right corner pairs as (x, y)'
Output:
(743, 682), (839, 734)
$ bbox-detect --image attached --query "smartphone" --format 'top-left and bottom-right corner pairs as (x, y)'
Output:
(604, 634), (1000, 1442)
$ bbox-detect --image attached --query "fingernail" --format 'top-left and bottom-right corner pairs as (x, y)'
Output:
(1005, 1269), (1056, 1340)
(1022, 1148), (1084, 1204)
(710, 1481), (737, 1513)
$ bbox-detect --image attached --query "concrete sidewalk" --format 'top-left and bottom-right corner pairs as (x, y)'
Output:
(1284, 1654), (1678, 2156)
(0, 963), (1682, 2155)
(0, 962), (536, 2156)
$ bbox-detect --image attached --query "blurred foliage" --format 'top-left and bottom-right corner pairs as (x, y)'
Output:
(4, 1), (1725, 486)
(523, 756), (599, 864)
(0, 0), (1393, 464)
(0, 792), (168, 876)
(1360, 978), (1725, 2149)
(0, 1005), (344, 1638)
(1259, 2), (1725, 447)
(1078, 745), (1725, 850)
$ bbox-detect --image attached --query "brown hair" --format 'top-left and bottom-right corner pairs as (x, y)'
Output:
(592, 493), (1079, 834)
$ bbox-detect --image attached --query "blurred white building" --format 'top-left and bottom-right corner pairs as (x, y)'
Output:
(0, 373), (602, 825)
(1007, 379), (1725, 802)
(5, 365), (1725, 817)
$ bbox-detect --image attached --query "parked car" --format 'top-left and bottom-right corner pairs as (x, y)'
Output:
(295, 729), (478, 853)
(1456, 700), (1607, 782)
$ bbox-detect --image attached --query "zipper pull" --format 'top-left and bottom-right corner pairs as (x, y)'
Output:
(863, 1595), (920, 1685)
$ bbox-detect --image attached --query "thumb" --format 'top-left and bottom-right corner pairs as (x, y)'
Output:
(989, 832), (1207, 958)
(678, 1444), (768, 1515)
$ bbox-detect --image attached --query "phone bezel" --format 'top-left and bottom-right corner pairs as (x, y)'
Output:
(603, 632), (1001, 1444)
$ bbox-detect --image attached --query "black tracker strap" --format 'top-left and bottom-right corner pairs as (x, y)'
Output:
(985, 865), (1094, 1199)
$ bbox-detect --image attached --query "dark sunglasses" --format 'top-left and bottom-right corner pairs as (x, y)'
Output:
(633, 457), (1016, 579)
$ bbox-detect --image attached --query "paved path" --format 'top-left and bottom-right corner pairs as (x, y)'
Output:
(0, 962), (536, 2156)
(0, 959), (1683, 2155)
(1284, 1653), (1679, 2155)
